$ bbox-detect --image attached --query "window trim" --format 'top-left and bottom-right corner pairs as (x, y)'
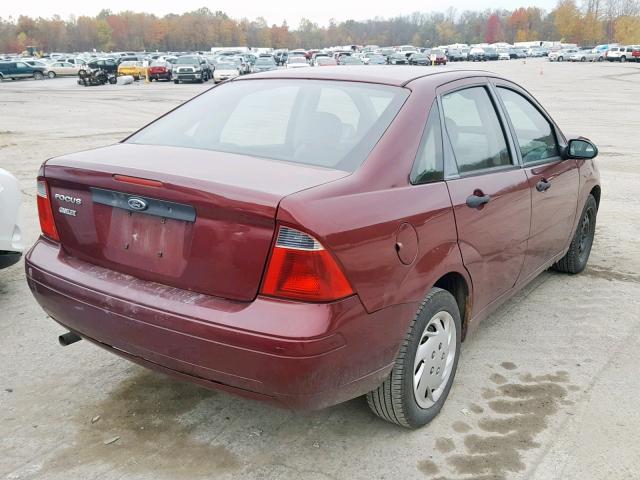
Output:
(490, 80), (566, 167)
(437, 82), (518, 179)
(409, 100), (444, 185)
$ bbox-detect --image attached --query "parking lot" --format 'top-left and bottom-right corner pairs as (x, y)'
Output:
(1, 59), (640, 480)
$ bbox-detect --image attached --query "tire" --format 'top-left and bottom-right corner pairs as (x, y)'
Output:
(558, 56), (563, 62)
(366, 287), (461, 429)
(620, 56), (626, 63)
(33, 71), (44, 80)
(581, 57), (586, 62)
(174, 80), (179, 84)
(554, 194), (597, 274)
(48, 71), (56, 78)
(78, 69), (86, 76)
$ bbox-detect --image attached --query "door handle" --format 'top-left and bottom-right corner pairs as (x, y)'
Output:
(466, 193), (491, 209)
(536, 179), (551, 192)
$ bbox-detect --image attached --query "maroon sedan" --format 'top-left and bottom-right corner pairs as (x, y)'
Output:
(26, 67), (600, 428)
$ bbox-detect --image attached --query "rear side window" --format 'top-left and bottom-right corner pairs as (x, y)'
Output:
(497, 87), (559, 163)
(410, 103), (443, 184)
(128, 79), (408, 172)
(441, 86), (511, 174)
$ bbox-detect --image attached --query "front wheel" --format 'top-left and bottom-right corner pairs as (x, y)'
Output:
(620, 56), (626, 63)
(367, 287), (461, 428)
(554, 194), (597, 274)
(47, 71), (56, 78)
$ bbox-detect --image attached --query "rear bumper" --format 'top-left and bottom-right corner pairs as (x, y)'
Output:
(25, 239), (415, 410)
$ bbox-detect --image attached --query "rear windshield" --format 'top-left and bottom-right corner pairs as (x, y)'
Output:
(127, 79), (408, 172)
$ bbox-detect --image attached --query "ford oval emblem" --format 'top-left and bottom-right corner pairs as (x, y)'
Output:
(127, 197), (148, 211)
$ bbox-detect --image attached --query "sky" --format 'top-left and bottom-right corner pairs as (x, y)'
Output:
(1, 0), (559, 28)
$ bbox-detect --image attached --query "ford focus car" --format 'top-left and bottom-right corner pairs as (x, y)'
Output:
(26, 67), (600, 428)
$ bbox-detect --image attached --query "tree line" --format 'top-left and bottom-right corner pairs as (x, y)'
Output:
(0, 0), (639, 54)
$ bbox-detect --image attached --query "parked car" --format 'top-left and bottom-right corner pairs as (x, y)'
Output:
(274, 50), (288, 66)
(397, 45), (420, 58)
(548, 48), (578, 62)
(286, 57), (311, 68)
(498, 50), (510, 60)
(147, 61), (172, 81)
(0, 169), (23, 270)
(212, 60), (240, 83)
(430, 49), (448, 65)
(23, 59), (49, 68)
(80, 58), (117, 75)
(172, 56), (211, 83)
(311, 53), (330, 65)
(366, 54), (387, 65)
(408, 53), (430, 65)
(447, 48), (467, 61)
(467, 47), (486, 61)
(45, 61), (83, 78)
(315, 57), (337, 67)
(483, 47), (499, 61)
(632, 46), (640, 62)
(389, 53), (408, 65)
(339, 56), (363, 65)
(606, 45), (635, 62)
(568, 48), (598, 62)
(26, 67), (600, 429)
(251, 56), (277, 73)
(0, 61), (46, 80)
(117, 61), (146, 80)
(509, 48), (527, 59)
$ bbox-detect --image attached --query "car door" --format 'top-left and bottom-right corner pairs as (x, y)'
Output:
(61, 62), (74, 75)
(15, 62), (31, 78)
(439, 79), (531, 313)
(491, 80), (579, 282)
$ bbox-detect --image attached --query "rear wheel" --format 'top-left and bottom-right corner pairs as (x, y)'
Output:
(47, 71), (56, 78)
(558, 56), (563, 62)
(554, 194), (597, 274)
(367, 288), (461, 428)
(33, 71), (44, 80)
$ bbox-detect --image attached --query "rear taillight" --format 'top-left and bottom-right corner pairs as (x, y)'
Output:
(37, 179), (60, 241)
(261, 226), (353, 302)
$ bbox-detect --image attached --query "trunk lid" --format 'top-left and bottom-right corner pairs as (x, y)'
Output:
(45, 143), (349, 301)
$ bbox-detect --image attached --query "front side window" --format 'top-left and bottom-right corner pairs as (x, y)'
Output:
(497, 87), (559, 163)
(128, 79), (408, 172)
(410, 103), (443, 184)
(441, 86), (511, 174)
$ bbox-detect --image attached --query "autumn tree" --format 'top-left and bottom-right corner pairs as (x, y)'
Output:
(554, 0), (582, 42)
(485, 13), (502, 42)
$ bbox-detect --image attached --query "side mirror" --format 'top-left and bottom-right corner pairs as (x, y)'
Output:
(565, 138), (598, 160)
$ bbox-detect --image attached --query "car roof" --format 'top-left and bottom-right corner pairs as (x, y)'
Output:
(239, 66), (489, 87)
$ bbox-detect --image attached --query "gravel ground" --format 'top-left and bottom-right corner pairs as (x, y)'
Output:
(1, 59), (639, 480)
